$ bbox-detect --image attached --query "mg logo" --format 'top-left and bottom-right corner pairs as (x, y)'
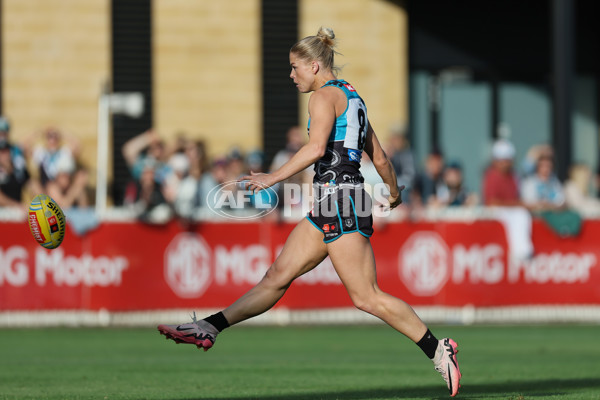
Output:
(399, 231), (450, 296)
(164, 232), (212, 298)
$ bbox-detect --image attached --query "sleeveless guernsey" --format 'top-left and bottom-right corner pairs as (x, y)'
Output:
(309, 80), (368, 185)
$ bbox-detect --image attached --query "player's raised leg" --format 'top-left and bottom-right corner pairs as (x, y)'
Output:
(158, 218), (328, 349)
(326, 232), (461, 396)
(222, 218), (328, 325)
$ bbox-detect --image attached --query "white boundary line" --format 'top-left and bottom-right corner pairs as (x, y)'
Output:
(1, 306), (600, 327)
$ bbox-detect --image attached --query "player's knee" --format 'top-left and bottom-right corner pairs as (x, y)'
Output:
(349, 288), (385, 315)
(349, 293), (376, 314)
(262, 263), (294, 290)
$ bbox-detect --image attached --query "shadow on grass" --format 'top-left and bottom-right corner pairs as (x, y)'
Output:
(174, 377), (600, 400)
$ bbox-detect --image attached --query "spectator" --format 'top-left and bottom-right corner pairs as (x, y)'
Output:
(46, 155), (99, 236)
(174, 140), (213, 219)
(520, 154), (565, 212)
(563, 163), (600, 215)
(246, 150), (278, 215)
(167, 131), (190, 159)
(45, 155), (89, 209)
(209, 158), (229, 187)
(522, 154), (585, 237)
(164, 151), (189, 204)
(270, 126), (306, 173)
(246, 149), (264, 174)
(0, 116), (9, 143)
(22, 125), (96, 233)
(482, 139), (520, 206)
(520, 143), (553, 178)
(0, 117), (29, 180)
(483, 139), (533, 261)
(411, 149), (445, 206)
(226, 147), (247, 181)
(122, 129), (172, 185)
(123, 158), (173, 224)
(162, 132), (191, 200)
(122, 129), (175, 222)
(270, 126), (313, 218)
(385, 129), (416, 193)
(201, 157), (230, 213)
(28, 127), (79, 190)
(0, 139), (29, 207)
(435, 160), (478, 207)
(214, 148), (248, 214)
(0, 117), (39, 206)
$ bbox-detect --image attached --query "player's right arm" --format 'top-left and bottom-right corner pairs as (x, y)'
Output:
(363, 121), (403, 209)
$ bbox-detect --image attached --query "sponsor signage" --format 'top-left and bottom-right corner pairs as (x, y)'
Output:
(1, 219), (599, 310)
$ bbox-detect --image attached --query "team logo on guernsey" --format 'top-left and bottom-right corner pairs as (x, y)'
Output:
(348, 149), (361, 162)
(344, 83), (356, 92)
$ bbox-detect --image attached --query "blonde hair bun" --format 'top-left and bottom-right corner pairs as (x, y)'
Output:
(317, 27), (336, 48)
(290, 27), (340, 75)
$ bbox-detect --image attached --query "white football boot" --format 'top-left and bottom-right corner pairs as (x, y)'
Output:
(432, 338), (462, 396)
(158, 313), (219, 352)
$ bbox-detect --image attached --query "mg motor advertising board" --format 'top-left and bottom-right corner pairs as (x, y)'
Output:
(1, 219), (599, 311)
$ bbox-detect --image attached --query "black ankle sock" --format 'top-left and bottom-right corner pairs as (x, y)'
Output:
(416, 329), (438, 359)
(203, 312), (230, 332)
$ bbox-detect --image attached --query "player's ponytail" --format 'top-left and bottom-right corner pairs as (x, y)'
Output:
(291, 27), (341, 75)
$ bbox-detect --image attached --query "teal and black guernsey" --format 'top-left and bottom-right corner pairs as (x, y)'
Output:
(308, 80), (368, 185)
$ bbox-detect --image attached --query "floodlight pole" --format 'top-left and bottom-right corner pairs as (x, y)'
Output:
(96, 91), (110, 215)
(96, 90), (144, 215)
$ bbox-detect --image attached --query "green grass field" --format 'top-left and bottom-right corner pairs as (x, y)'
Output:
(0, 324), (599, 400)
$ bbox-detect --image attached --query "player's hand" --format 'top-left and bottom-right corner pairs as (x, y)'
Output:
(238, 171), (276, 194)
(387, 185), (405, 210)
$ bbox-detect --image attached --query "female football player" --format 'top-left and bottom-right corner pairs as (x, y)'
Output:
(159, 27), (461, 397)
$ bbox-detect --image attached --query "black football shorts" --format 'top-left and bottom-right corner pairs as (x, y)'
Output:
(306, 183), (374, 243)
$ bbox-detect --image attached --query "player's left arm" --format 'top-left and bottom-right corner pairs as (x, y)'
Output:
(363, 121), (404, 209)
(241, 89), (334, 193)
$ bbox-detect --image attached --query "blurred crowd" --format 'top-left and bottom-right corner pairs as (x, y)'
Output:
(0, 119), (91, 209)
(2, 114), (600, 232)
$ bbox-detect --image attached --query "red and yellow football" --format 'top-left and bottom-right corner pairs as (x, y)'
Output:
(28, 194), (66, 249)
